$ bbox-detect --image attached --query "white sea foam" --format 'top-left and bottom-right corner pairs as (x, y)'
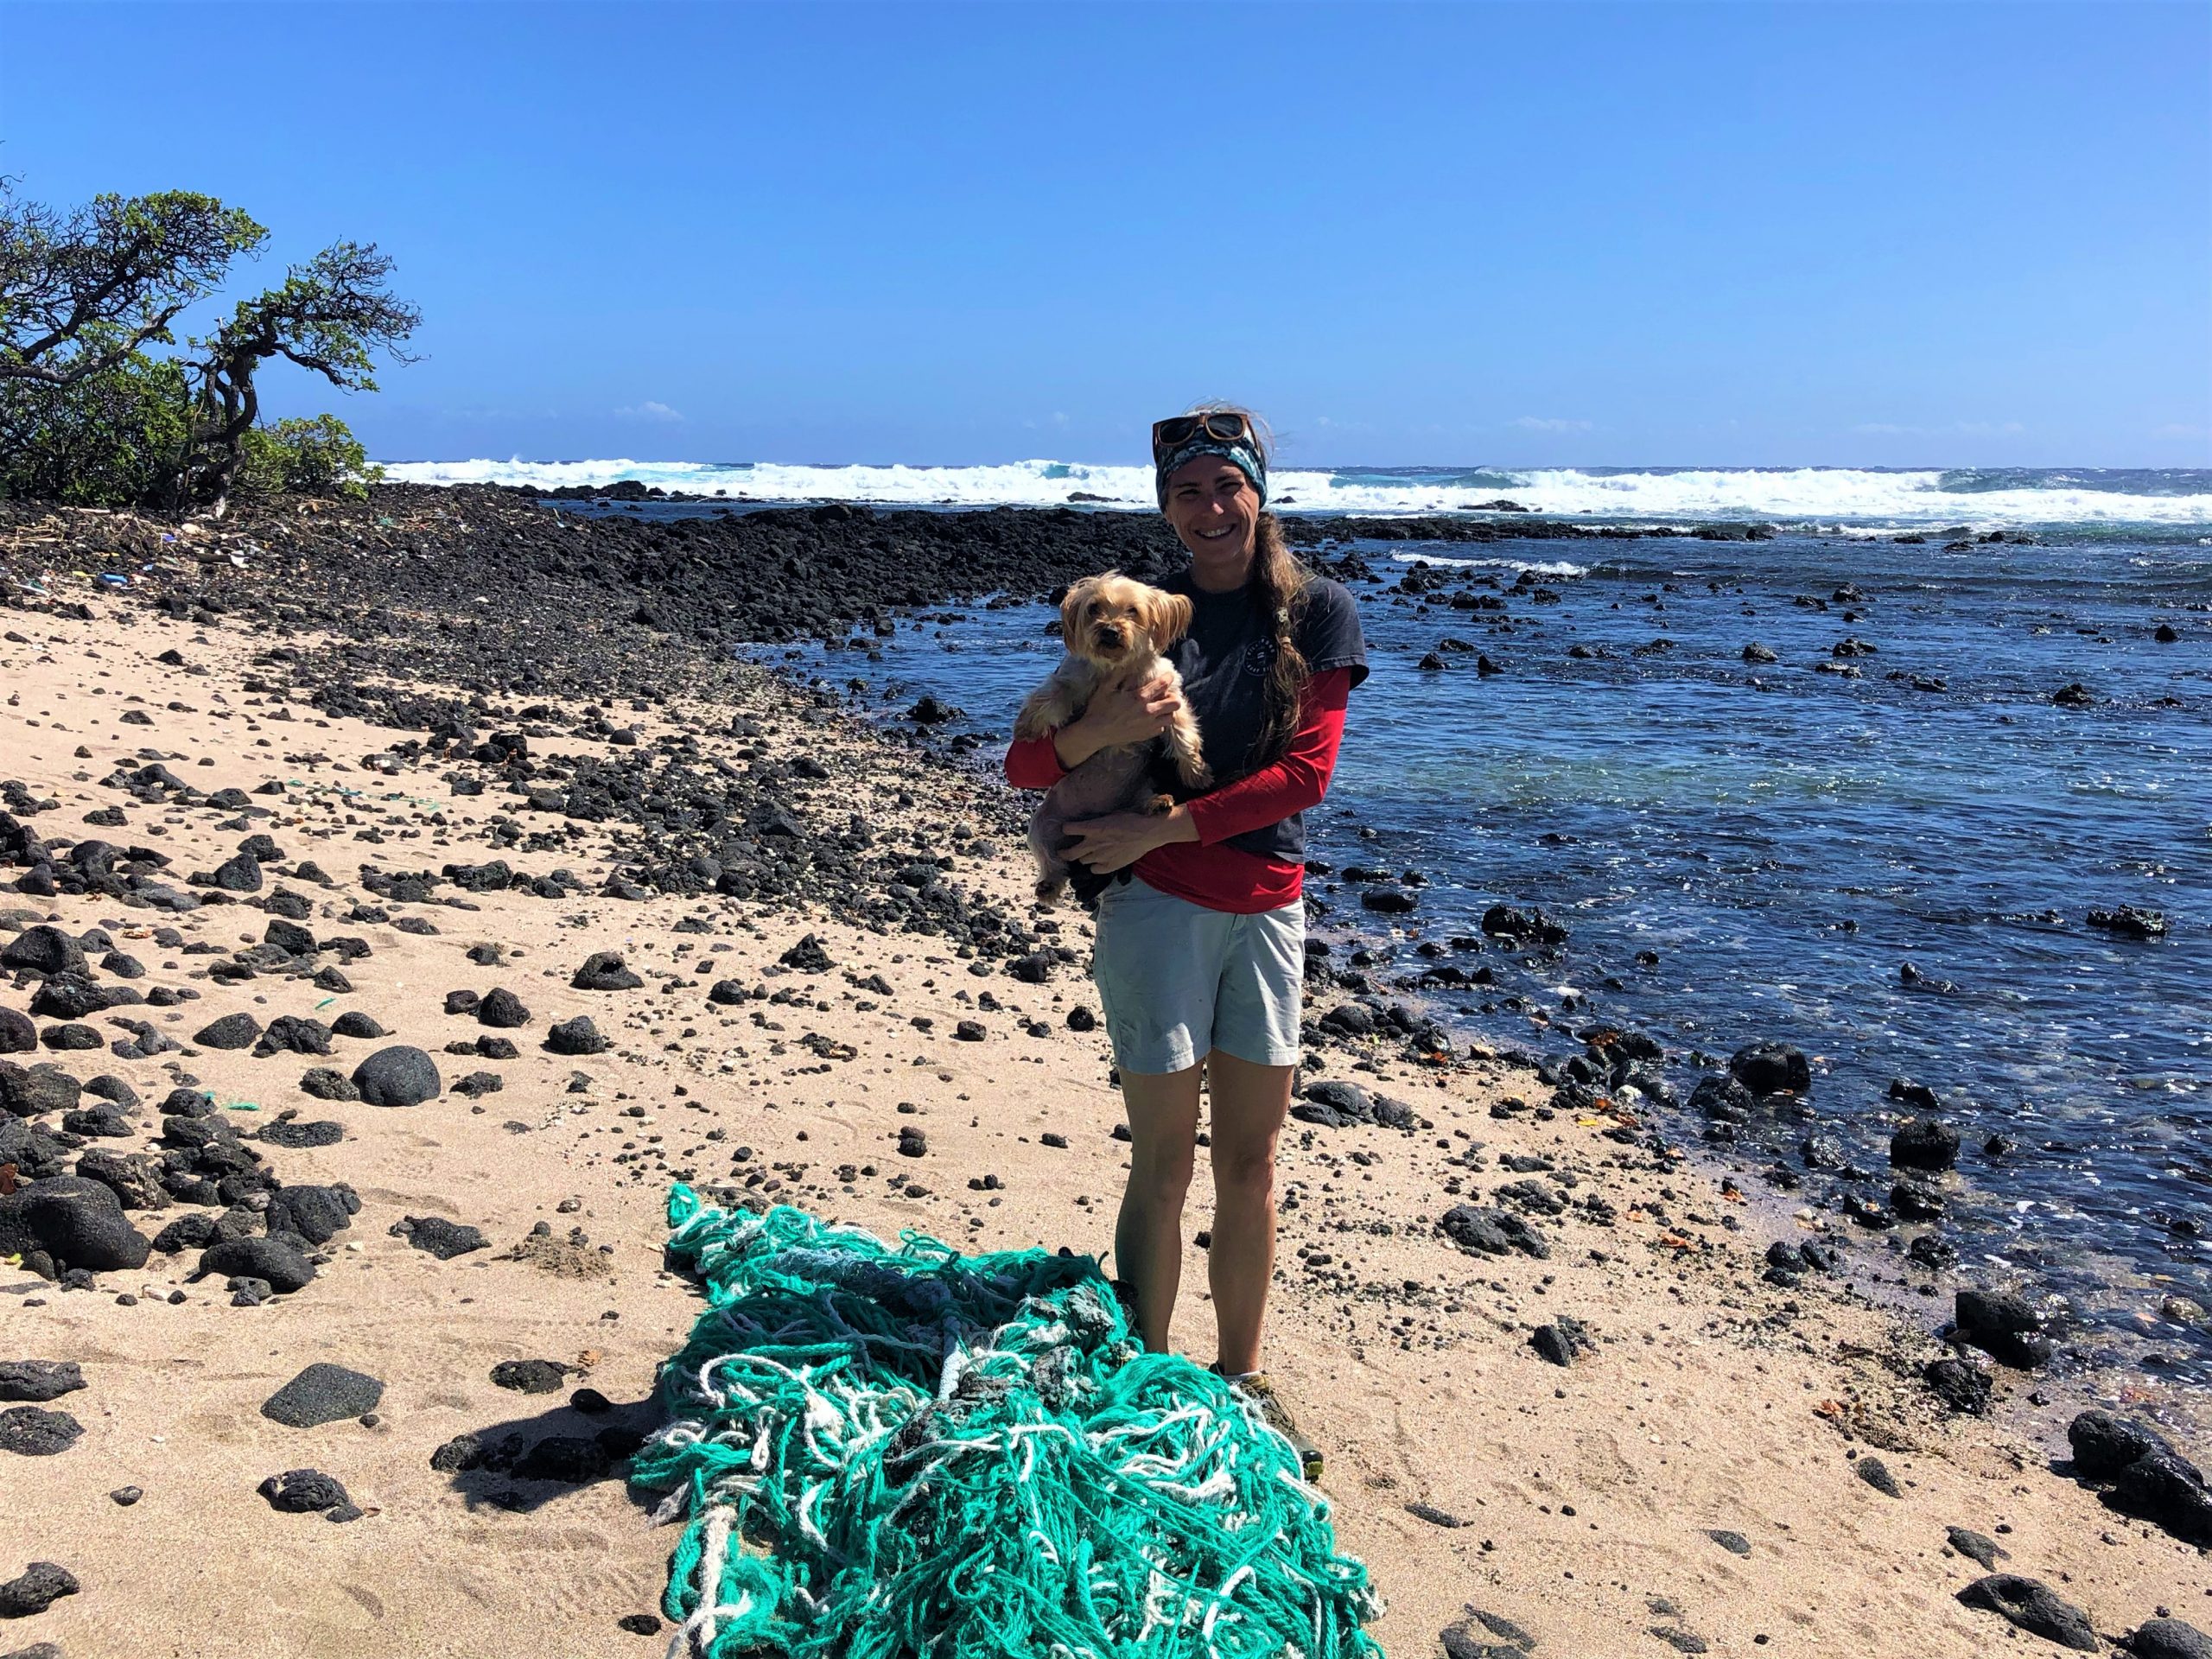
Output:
(376, 457), (2212, 529)
(1392, 553), (1592, 577)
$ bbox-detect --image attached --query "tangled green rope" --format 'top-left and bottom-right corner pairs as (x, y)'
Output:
(631, 1188), (1383, 1658)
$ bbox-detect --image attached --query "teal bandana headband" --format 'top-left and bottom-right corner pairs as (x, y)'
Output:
(1154, 435), (1268, 510)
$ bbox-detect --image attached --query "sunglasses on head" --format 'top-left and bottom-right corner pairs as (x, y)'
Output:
(1151, 410), (1252, 454)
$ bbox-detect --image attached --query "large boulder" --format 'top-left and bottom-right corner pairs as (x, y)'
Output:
(350, 1046), (442, 1108)
(570, 950), (643, 991)
(0, 1063), (81, 1118)
(1729, 1041), (1812, 1096)
(264, 1183), (359, 1245)
(197, 1236), (315, 1294)
(0, 1176), (152, 1271)
(0, 925), (87, 978)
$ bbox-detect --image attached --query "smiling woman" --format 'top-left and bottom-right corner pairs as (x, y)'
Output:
(1002, 403), (1369, 1480)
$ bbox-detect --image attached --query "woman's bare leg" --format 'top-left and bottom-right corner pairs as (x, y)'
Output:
(1112, 1063), (1203, 1352)
(1204, 1049), (1294, 1376)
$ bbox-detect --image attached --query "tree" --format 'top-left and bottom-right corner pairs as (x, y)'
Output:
(0, 339), (188, 505)
(0, 184), (264, 388)
(234, 414), (383, 500)
(176, 239), (420, 515)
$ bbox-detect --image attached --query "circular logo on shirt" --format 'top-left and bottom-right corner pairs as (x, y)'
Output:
(1241, 637), (1277, 677)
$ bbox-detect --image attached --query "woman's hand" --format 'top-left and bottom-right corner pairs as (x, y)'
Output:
(1060, 805), (1199, 873)
(1055, 674), (1184, 769)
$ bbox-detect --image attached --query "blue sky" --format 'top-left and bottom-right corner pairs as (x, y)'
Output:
(5, 0), (2206, 468)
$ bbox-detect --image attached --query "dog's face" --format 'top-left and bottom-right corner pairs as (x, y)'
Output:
(1059, 573), (1194, 669)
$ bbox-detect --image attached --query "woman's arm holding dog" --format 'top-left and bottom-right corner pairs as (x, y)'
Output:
(1181, 668), (1352, 843)
(1008, 672), (1185, 783)
(1061, 669), (1351, 872)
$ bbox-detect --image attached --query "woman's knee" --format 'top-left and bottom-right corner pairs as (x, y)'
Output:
(1127, 1141), (1197, 1204)
(1211, 1135), (1279, 1198)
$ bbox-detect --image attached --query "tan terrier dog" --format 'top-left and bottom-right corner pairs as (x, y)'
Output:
(1014, 572), (1211, 901)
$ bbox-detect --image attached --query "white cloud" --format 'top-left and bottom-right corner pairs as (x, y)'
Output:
(2154, 422), (2208, 440)
(614, 400), (683, 423)
(1511, 416), (1592, 433)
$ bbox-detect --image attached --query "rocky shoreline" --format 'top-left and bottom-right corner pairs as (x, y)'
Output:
(0, 488), (2203, 1657)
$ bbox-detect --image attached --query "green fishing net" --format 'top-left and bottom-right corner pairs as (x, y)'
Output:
(631, 1188), (1383, 1657)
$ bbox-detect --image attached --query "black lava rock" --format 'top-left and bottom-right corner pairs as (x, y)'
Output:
(1529, 1316), (1594, 1367)
(2069, 1410), (2177, 1480)
(330, 1011), (386, 1039)
(1855, 1456), (1901, 1497)
(779, 933), (834, 973)
(570, 950), (644, 990)
(491, 1358), (571, 1394)
(477, 988), (531, 1027)
(0, 1063), (80, 1117)
(255, 1016), (334, 1058)
(0, 1560), (78, 1618)
(2125, 1618), (2212, 1659)
(1437, 1205), (1549, 1260)
(0, 1406), (83, 1457)
(262, 1363), (385, 1427)
(1889, 1116), (1959, 1170)
(391, 1215), (486, 1258)
(264, 1183), (359, 1245)
(297, 1067), (359, 1102)
(350, 1046), (442, 1107)
(544, 1016), (609, 1056)
(212, 851), (264, 893)
(1946, 1526), (2006, 1568)
(259, 1118), (344, 1148)
(1955, 1575), (2099, 1652)
(0, 926), (87, 978)
(0, 1362), (84, 1403)
(1479, 904), (1567, 945)
(1954, 1287), (2050, 1369)
(197, 1236), (315, 1294)
(0, 1176), (151, 1271)
(257, 1467), (352, 1515)
(1728, 1041), (1811, 1096)
(193, 1012), (263, 1051)
(1922, 1357), (1991, 1415)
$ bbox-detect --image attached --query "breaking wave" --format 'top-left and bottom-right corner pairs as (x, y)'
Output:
(377, 457), (2212, 531)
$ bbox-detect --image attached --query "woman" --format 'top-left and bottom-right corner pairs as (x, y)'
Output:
(1003, 406), (1366, 1478)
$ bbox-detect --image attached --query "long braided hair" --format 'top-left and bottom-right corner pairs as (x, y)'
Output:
(1177, 403), (1313, 772)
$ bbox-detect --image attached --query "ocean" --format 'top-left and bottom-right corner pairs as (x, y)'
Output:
(383, 458), (2212, 537)
(399, 458), (2212, 1389)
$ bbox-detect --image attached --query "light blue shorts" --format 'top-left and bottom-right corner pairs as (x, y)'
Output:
(1090, 876), (1306, 1075)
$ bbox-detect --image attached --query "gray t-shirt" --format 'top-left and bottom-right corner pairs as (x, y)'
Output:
(1160, 570), (1369, 862)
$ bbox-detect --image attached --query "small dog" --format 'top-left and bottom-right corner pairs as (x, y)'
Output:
(1015, 572), (1211, 901)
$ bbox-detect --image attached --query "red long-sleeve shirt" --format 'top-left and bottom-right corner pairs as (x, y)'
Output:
(1002, 666), (1352, 913)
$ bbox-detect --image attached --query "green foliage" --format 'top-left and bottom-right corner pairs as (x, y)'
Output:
(0, 180), (416, 512)
(234, 414), (382, 500)
(1, 185), (265, 386)
(0, 344), (188, 505)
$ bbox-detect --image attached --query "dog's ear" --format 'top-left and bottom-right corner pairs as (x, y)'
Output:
(1152, 589), (1194, 646)
(1059, 577), (1097, 647)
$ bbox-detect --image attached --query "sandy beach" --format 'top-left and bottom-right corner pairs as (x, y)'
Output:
(0, 497), (2205, 1659)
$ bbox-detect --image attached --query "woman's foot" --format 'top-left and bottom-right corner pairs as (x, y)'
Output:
(1212, 1363), (1324, 1482)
